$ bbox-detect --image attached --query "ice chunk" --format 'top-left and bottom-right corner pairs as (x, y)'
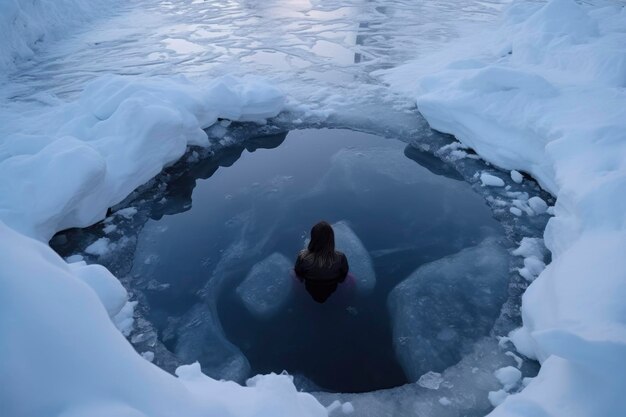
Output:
(388, 238), (509, 381)
(512, 237), (547, 260)
(494, 366), (521, 391)
(510, 170), (523, 184)
(115, 207), (137, 219)
(488, 389), (508, 407)
(175, 303), (250, 383)
(417, 371), (444, 389)
(103, 224), (117, 234)
(509, 207), (522, 216)
(518, 256), (546, 282)
(65, 254), (84, 263)
(84, 237), (112, 256)
(438, 397), (452, 406)
(508, 327), (537, 360)
(480, 172), (505, 187)
(236, 253), (293, 319)
(332, 221), (376, 292)
(528, 196), (548, 214)
(513, 238), (548, 282)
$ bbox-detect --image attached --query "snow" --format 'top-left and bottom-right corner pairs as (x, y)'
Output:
(113, 301), (136, 337)
(65, 254), (84, 263)
(236, 253), (293, 320)
(388, 237), (509, 382)
(385, 0), (626, 415)
(67, 259), (126, 317)
(0, 74), (284, 242)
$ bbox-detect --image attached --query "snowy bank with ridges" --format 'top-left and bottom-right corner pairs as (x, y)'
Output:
(383, 0), (626, 415)
(0, 72), (306, 416)
(0, 74), (284, 241)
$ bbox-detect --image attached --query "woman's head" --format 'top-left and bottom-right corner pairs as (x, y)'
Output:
(307, 221), (335, 265)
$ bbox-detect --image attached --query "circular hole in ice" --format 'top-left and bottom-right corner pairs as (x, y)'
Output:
(56, 128), (511, 394)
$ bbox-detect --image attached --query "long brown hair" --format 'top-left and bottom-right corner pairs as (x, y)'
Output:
(305, 221), (336, 267)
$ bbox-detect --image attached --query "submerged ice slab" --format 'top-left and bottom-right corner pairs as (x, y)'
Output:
(175, 303), (250, 383)
(388, 237), (509, 381)
(236, 252), (293, 319)
(332, 221), (376, 292)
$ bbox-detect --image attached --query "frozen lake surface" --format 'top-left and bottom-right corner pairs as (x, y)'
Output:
(3, 0), (508, 120)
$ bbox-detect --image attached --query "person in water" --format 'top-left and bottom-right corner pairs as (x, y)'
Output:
(295, 221), (349, 303)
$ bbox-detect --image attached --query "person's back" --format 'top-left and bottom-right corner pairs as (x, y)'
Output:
(294, 221), (349, 303)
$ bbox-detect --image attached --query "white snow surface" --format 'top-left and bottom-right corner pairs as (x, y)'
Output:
(384, 0), (626, 416)
(0, 74), (284, 242)
(3, 0), (626, 416)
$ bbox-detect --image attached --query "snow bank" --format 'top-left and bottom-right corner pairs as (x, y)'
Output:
(0, 0), (115, 73)
(0, 71), (301, 416)
(0, 74), (284, 241)
(384, 0), (626, 415)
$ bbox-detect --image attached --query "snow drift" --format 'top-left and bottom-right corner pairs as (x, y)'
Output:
(0, 74), (284, 242)
(0, 71), (315, 416)
(384, 0), (626, 415)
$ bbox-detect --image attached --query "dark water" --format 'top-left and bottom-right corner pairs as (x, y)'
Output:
(120, 128), (504, 392)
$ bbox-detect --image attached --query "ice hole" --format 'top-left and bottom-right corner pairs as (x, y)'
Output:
(53, 128), (512, 394)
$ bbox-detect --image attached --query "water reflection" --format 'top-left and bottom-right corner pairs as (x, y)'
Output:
(150, 132), (287, 221)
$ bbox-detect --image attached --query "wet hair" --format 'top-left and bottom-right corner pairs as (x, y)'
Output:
(306, 221), (336, 267)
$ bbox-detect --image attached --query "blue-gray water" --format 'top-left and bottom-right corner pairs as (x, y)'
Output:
(51, 128), (512, 393)
(123, 128), (505, 392)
